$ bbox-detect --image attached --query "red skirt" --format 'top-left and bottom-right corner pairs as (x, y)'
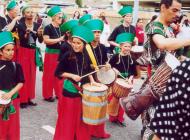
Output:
(18, 47), (36, 103)
(42, 53), (63, 99)
(53, 96), (90, 140)
(0, 98), (20, 140)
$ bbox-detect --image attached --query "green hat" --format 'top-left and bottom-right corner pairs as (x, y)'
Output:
(60, 20), (79, 33)
(84, 19), (104, 32)
(71, 25), (94, 43)
(0, 32), (14, 49)
(116, 33), (135, 44)
(47, 6), (62, 17)
(118, 6), (133, 17)
(6, 0), (17, 11)
(79, 14), (92, 25)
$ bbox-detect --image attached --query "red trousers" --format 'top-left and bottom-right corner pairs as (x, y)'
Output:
(89, 123), (108, 138)
(42, 53), (63, 99)
(0, 98), (20, 140)
(18, 47), (36, 103)
(54, 96), (90, 140)
(108, 94), (125, 123)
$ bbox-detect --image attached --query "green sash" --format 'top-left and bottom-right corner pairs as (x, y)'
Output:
(31, 44), (44, 71)
(120, 72), (128, 78)
(1, 90), (18, 121)
(45, 48), (60, 54)
(63, 79), (79, 94)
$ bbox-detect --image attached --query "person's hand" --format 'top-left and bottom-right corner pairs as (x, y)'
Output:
(128, 76), (134, 85)
(90, 81), (102, 87)
(59, 36), (64, 42)
(37, 27), (43, 36)
(14, 15), (22, 22)
(105, 62), (111, 70)
(1, 92), (12, 100)
(72, 74), (81, 82)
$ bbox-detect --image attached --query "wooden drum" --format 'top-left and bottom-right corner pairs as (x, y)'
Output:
(82, 83), (108, 125)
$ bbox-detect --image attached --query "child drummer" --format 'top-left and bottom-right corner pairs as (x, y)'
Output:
(108, 32), (139, 127)
(0, 31), (24, 140)
(54, 25), (99, 140)
(84, 19), (110, 138)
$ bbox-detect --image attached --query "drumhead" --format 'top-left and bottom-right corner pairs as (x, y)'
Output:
(0, 91), (11, 105)
(96, 67), (116, 85)
(116, 78), (133, 88)
(131, 46), (144, 53)
(83, 83), (108, 92)
(165, 52), (180, 70)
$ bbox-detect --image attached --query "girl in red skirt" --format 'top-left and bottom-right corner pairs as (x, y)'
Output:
(54, 25), (98, 140)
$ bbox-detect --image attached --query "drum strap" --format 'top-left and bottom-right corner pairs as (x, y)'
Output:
(72, 82), (83, 93)
(85, 44), (98, 68)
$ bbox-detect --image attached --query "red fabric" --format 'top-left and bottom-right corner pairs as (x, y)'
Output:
(108, 94), (125, 123)
(53, 96), (90, 140)
(135, 27), (144, 44)
(42, 53), (63, 99)
(18, 47), (36, 103)
(89, 123), (110, 138)
(0, 98), (20, 140)
(12, 40), (20, 62)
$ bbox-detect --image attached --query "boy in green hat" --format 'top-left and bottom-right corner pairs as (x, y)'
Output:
(0, 31), (24, 140)
(84, 19), (110, 138)
(0, 0), (22, 61)
(58, 19), (79, 61)
(79, 14), (92, 25)
(43, 5), (64, 102)
(54, 25), (99, 140)
(108, 32), (139, 127)
(108, 5), (136, 54)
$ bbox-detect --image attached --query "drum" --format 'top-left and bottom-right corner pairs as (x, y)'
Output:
(112, 78), (133, 98)
(96, 66), (117, 85)
(121, 53), (180, 120)
(131, 45), (144, 60)
(0, 90), (11, 114)
(82, 83), (108, 125)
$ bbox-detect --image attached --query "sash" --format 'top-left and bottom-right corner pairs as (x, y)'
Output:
(1, 89), (18, 121)
(45, 48), (60, 54)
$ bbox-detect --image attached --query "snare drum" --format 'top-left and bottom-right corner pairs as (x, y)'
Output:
(96, 67), (117, 85)
(112, 78), (133, 98)
(82, 83), (108, 125)
(0, 91), (11, 114)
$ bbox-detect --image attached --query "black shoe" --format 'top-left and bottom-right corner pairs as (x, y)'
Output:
(44, 97), (55, 102)
(20, 103), (28, 108)
(28, 100), (37, 106)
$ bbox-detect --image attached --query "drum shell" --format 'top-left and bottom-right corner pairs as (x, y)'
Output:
(112, 79), (132, 98)
(82, 84), (108, 125)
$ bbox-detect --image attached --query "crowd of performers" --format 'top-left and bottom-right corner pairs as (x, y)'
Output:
(0, 0), (190, 140)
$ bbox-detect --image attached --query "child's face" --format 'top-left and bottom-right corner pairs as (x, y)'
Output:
(120, 42), (131, 54)
(0, 44), (14, 61)
(72, 37), (84, 52)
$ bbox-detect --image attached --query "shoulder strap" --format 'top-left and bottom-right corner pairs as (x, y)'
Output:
(12, 62), (16, 75)
(85, 44), (98, 68)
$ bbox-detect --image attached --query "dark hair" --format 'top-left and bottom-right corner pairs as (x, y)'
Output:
(73, 11), (80, 19)
(137, 18), (143, 23)
(160, 0), (182, 8)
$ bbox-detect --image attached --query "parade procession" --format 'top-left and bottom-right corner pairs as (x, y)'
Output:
(0, 0), (190, 140)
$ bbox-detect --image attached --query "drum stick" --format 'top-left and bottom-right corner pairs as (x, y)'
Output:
(81, 70), (99, 79)
(0, 65), (6, 71)
(118, 73), (127, 80)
